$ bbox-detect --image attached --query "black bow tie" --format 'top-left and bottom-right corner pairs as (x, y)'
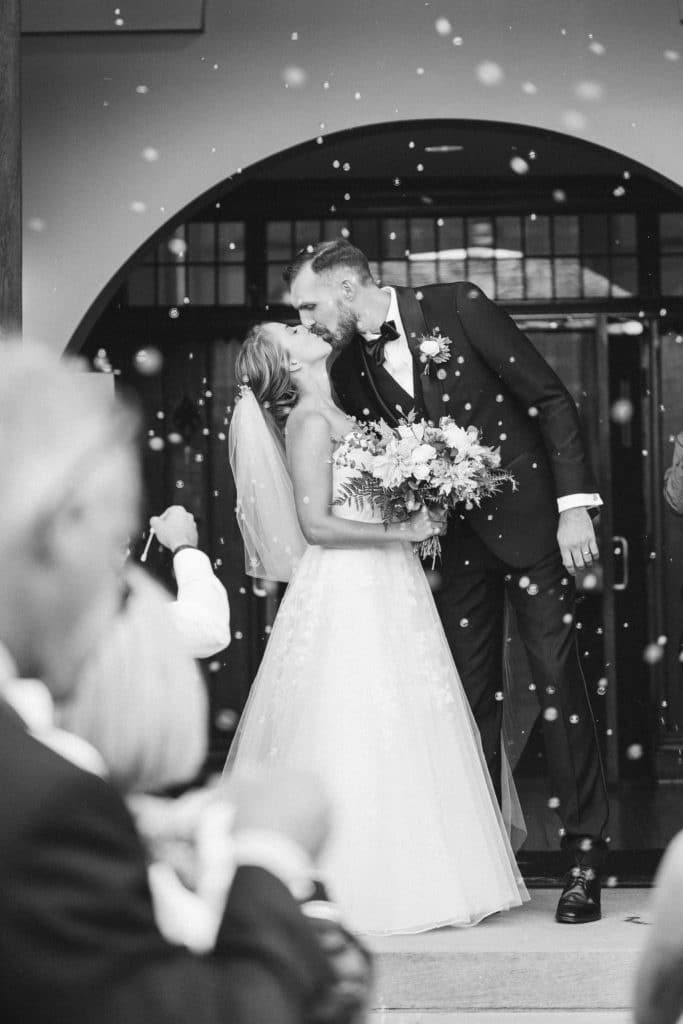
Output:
(364, 320), (400, 365)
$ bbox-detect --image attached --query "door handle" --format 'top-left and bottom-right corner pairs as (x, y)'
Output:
(613, 535), (629, 591)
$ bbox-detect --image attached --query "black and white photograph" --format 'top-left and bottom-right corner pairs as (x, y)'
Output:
(1, 2), (683, 1022)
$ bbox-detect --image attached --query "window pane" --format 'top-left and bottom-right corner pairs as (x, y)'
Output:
(266, 222), (292, 261)
(187, 222), (215, 262)
(496, 217), (522, 255)
(437, 258), (466, 284)
(382, 218), (407, 258)
(554, 257), (581, 298)
(581, 215), (609, 253)
(660, 213), (683, 254)
(553, 216), (580, 255)
(218, 266), (246, 305)
(467, 259), (495, 297)
(496, 259), (524, 299)
(582, 256), (610, 297)
(525, 258), (553, 298)
(266, 264), (288, 303)
(661, 256), (683, 295)
(187, 265), (215, 304)
(158, 227), (186, 263)
(379, 260), (408, 287)
(610, 257), (638, 297)
(218, 222), (245, 262)
(294, 220), (321, 249)
(611, 214), (637, 254)
(410, 218), (435, 256)
(158, 264), (186, 305)
(437, 217), (464, 252)
(524, 216), (551, 256)
(467, 217), (494, 250)
(127, 267), (155, 305)
(139, 243), (157, 265)
(409, 260), (437, 287)
(351, 220), (380, 259)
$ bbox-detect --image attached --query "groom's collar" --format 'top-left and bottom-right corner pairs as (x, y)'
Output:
(358, 287), (395, 341)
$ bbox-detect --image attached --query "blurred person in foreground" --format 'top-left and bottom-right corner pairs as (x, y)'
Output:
(634, 831), (683, 1024)
(0, 342), (370, 1024)
(664, 431), (683, 515)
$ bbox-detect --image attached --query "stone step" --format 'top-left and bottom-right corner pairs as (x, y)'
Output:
(365, 889), (651, 1015)
(369, 1014), (631, 1023)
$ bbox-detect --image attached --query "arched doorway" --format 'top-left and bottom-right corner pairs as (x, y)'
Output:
(75, 119), (683, 881)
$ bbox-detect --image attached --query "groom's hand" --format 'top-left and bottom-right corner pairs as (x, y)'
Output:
(557, 507), (599, 575)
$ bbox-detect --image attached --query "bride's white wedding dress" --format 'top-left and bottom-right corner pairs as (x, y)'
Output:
(225, 457), (529, 934)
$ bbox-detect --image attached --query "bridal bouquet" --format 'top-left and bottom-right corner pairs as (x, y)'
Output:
(332, 414), (516, 564)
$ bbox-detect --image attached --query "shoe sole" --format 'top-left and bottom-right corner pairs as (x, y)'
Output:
(555, 912), (602, 924)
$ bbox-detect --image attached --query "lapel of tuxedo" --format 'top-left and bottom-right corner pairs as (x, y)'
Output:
(395, 287), (445, 425)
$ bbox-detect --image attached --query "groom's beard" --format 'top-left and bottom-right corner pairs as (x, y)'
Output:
(310, 303), (358, 352)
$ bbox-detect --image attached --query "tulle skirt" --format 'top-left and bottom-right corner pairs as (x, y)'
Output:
(225, 540), (528, 934)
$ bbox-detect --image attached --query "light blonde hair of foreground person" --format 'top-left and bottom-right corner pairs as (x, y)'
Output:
(59, 563), (208, 794)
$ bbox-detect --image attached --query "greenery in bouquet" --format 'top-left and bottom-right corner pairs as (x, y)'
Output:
(332, 412), (517, 564)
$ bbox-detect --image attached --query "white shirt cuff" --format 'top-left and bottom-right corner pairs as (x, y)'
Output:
(557, 493), (603, 513)
(234, 829), (316, 901)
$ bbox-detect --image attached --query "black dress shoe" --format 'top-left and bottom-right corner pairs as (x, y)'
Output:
(555, 867), (601, 924)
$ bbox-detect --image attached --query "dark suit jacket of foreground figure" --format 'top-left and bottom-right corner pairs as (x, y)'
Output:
(0, 702), (334, 1024)
(331, 282), (609, 858)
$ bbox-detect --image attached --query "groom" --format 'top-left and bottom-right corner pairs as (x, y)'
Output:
(284, 238), (609, 925)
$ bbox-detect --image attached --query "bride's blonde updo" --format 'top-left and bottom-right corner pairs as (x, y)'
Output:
(235, 324), (299, 436)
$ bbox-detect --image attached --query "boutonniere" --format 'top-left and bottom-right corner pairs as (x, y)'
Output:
(418, 328), (452, 375)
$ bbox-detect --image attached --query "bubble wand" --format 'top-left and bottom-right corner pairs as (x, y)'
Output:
(140, 529), (155, 563)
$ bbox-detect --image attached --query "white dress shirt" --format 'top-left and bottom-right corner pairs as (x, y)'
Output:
(370, 287), (602, 515)
(171, 548), (231, 659)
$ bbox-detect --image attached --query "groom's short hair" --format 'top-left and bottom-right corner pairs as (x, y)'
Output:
(283, 237), (373, 286)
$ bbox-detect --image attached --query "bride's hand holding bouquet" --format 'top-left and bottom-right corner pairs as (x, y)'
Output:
(332, 414), (517, 565)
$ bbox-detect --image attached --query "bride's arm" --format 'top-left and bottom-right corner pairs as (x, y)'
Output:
(287, 412), (436, 548)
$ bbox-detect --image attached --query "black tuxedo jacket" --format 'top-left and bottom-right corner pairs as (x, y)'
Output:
(0, 701), (334, 1024)
(330, 282), (598, 567)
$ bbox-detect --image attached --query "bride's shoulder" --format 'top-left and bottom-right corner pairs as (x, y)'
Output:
(286, 405), (334, 445)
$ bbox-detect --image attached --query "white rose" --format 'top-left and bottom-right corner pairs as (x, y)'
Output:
(420, 338), (441, 358)
(410, 443), (437, 464)
(411, 462), (432, 481)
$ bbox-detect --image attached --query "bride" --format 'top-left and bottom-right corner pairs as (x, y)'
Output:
(225, 320), (528, 935)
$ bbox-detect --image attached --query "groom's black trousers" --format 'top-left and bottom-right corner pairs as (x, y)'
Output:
(434, 526), (609, 867)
